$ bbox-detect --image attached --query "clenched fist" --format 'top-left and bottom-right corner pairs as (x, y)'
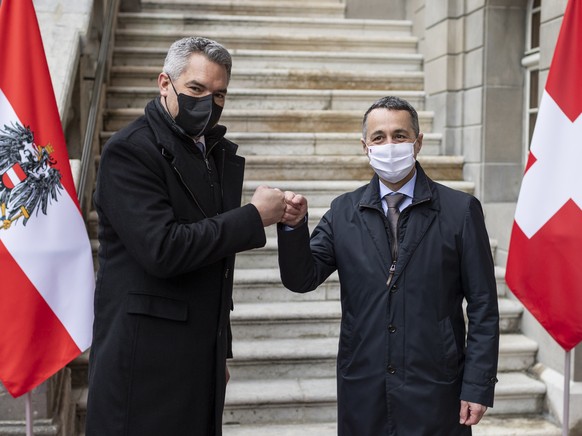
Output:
(250, 185), (286, 227)
(281, 191), (308, 228)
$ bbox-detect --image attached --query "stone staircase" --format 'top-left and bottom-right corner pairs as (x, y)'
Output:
(74, 0), (562, 435)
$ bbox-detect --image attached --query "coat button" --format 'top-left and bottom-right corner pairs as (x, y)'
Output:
(387, 365), (396, 374)
(388, 325), (397, 333)
(390, 285), (397, 293)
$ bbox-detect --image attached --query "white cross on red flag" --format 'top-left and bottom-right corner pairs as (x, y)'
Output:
(0, 0), (95, 396)
(506, 0), (582, 351)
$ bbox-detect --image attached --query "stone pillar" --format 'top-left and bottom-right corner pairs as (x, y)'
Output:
(478, 0), (527, 270)
(409, 0), (525, 268)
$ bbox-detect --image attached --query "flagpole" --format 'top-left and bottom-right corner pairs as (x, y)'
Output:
(563, 350), (571, 436)
(25, 391), (34, 436)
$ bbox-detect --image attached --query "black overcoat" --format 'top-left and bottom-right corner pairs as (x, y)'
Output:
(278, 163), (499, 436)
(86, 99), (266, 436)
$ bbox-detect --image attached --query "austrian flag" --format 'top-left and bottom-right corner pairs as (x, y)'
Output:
(506, 0), (582, 351)
(0, 0), (95, 396)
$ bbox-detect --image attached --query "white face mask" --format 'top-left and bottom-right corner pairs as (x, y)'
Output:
(366, 141), (416, 183)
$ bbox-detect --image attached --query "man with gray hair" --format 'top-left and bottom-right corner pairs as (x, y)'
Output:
(85, 37), (286, 435)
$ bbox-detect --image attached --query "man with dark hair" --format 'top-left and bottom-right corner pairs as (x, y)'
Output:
(85, 37), (286, 436)
(279, 96), (499, 435)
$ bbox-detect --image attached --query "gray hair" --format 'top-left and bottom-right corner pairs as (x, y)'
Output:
(362, 96), (420, 138)
(163, 37), (232, 83)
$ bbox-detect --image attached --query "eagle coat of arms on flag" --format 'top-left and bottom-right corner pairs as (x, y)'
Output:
(0, 122), (63, 230)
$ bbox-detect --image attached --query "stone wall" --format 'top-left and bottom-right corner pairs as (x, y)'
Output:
(34, 0), (94, 118)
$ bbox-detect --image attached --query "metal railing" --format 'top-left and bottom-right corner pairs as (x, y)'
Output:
(77, 0), (120, 211)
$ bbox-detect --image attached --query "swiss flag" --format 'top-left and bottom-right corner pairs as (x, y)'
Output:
(506, 0), (582, 351)
(0, 0), (95, 396)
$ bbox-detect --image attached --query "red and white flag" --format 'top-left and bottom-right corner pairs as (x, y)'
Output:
(0, 0), (94, 396)
(506, 0), (582, 351)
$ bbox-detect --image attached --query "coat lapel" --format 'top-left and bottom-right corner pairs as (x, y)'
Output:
(220, 151), (245, 212)
(393, 163), (440, 280)
(358, 176), (392, 275)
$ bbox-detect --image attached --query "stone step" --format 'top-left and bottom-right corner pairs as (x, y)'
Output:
(233, 50), (422, 72)
(474, 417), (561, 436)
(241, 180), (475, 209)
(233, 267), (339, 303)
(140, 0), (347, 18)
(498, 334), (538, 372)
(118, 13), (413, 38)
(107, 87), (425, 111)
(99, 130), (443, 157)
(228, 334), (536, 380)
(115, 29), (419, 54)
(109, 66), (425, 90)
(231, 298), (524, 339)
(223, 422), (337, 436)
(231, 301), (341, 340)
(223, 416), (561, 436)
(496, 265), (509, 297)
(498, 291), (523, 333)
(0, 420), (57, 436)
(223, 372), (546, 425)
(493, 372), (547, 415)
(229, 337), (338, 380)
(104, 108), (434, 133)
(243, 155), (463, 181)
(228, 131), (442, 156)
(223, 377), (336, 425)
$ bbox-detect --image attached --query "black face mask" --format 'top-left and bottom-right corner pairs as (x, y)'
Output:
(169, 80), (223, 138)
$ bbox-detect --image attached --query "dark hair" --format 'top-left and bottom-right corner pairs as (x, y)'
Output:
(362, 96), (419, 138)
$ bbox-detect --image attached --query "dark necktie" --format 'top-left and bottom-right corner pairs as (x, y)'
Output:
(385, 193), (405, 258)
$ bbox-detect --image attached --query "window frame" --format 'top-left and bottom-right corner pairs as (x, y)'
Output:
(522, 0), (541, 162)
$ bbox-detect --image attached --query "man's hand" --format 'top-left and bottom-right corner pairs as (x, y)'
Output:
(281, 191), (308, 228)
(250, 185), (286, 227)
(459, 400), (487, 426)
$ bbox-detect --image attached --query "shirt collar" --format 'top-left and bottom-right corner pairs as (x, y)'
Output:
(378, 170), (417, 200)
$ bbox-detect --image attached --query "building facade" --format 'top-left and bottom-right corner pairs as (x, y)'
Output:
(2, 0), (579, 431)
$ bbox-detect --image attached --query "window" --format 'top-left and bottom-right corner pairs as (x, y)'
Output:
(530, 0), (541, 51)
(522, 0), (541, 157)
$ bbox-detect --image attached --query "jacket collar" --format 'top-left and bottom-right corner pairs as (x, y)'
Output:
(146, 98), (236, 158)
(359, 162), (438, 211)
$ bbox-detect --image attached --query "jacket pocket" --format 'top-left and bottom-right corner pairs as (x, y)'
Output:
(338, 311), (355, 374)
(127, 293), (188, 322)
(439, 316), (459, 382)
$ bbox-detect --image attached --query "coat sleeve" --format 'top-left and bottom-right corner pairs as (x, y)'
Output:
(459, 196), (500, 407)
(277, 209), (337, 293)
(95, 139), (266, 278)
